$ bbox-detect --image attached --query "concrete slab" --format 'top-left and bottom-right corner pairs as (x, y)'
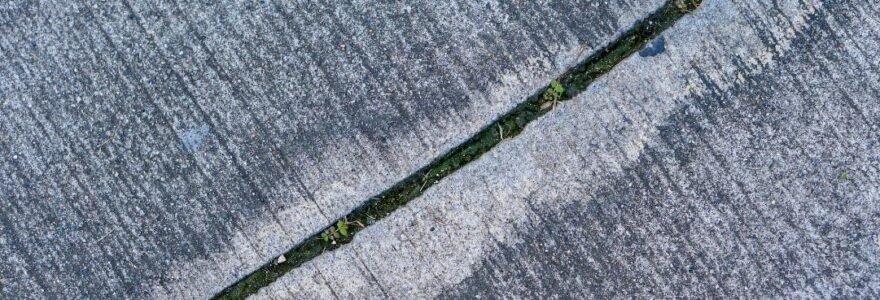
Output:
(0, 0), (665, 298)
(255, 0), (880, 298)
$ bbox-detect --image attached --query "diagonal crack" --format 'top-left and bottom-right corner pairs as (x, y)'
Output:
(213, 0), (704, 298)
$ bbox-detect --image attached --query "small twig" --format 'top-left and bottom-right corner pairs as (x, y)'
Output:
(96, 229), (114, 243)
(93, 128), (118, 154)
(419, 179), (430, 192)
(497, 124), (504, 140)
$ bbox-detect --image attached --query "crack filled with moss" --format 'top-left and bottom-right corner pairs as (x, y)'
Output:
(213, 1), (703, 298)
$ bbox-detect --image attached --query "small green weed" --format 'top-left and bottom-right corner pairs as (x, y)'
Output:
(319, 219), (362, 244)
(550, 80), (565, 96)
(838, 170), (849, 181)
(540, 80), (566, 110)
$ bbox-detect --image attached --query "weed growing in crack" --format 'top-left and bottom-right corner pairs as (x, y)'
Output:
(540, 80), (566, 110)
(320, 219), (363, 245)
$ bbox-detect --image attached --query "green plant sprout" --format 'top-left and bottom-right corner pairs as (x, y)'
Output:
(541, 80), (566, 110)
(319, 219), (364, 244)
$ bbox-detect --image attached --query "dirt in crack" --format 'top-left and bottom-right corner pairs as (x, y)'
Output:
(213, 1), (703, 299)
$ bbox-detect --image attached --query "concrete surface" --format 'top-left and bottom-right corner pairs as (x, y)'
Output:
(0, 0), (666, 298)
(255, 0), (880, 298)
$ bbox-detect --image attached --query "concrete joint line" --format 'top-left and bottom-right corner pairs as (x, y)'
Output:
(214, 0), (704, 298)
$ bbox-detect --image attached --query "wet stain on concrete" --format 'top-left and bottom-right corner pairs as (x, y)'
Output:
(180, 124), (211, 152)
(639, 35), (666, 57)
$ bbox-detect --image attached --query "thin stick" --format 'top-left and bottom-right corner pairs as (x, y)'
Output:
(94, 128), (118, 154)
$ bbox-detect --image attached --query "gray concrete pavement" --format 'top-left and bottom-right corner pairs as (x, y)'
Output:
(255, 0), (880, 298)
(0, 0), (666, 298)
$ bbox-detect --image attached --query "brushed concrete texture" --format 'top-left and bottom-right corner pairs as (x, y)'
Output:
(254, 0), (880, 298)
(0, 0), (665, 298)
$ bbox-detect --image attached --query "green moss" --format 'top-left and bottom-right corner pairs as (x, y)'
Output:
(213, 1), (702, 299)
